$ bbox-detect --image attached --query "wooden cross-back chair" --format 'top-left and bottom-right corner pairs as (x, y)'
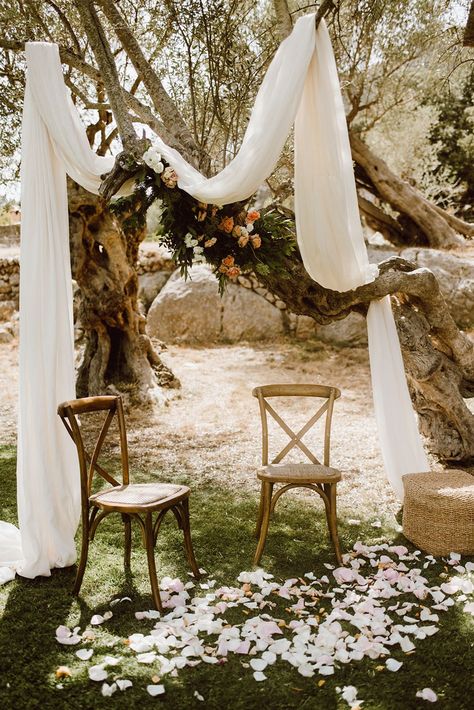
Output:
(57, 395), (199, 611)
(252, 384), (343, 566)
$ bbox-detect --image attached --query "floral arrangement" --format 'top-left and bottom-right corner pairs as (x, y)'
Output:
(118, 144), (297, 292)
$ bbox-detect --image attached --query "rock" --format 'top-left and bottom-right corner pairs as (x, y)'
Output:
(0, 326), (13, 343)
(315, 312), (368, 347)
(295, 315), (317, 339)
(146, 264), (285, 343)
(401, 248), (474, 329)
(0, 301), (17, 323)
(138, 271), (171, 312)
(221, 282), (285, 342)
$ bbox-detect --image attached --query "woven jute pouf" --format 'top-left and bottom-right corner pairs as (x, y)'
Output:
(402, 470), (474, 556)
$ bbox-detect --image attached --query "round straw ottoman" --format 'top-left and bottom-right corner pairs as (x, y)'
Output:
(402, 470), (474, 556)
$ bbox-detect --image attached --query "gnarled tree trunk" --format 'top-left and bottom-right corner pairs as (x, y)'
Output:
(247, 252), (474, 463)
(68, 181), (179, 403)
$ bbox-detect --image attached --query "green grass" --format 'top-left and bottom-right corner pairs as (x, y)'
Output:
(0, 444), (473, 709)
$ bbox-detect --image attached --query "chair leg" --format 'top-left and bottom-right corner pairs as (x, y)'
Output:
(123, 514), (132, 569)
(255, 481), (265, 538)
(326, 484), (343, 566)
(144, 512), (163, 612)
(180, 498), (200, 578)
(73, 521), (90, 596)
(253, 482), (273, 566)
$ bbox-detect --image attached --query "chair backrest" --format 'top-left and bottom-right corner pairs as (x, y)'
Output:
(57, 396), (129, 504)
(252, 384), (341, 467)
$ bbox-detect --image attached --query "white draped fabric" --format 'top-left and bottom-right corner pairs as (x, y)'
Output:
(0, 13), (428, 584)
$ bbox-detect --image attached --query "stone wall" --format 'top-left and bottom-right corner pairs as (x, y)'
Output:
(0, 224), (20, 248)
(0, 257), (20, 320)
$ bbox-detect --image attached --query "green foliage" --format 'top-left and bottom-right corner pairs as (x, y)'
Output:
(113, 161), (297, 292)
(428, 68), (474, 219)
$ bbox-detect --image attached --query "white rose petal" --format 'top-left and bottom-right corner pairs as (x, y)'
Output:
(250, 658), (267, 672)
(147, 684), (166, 696)
(116, 679), (133, 691)
(101, 682), (117, 697)
(75, 649), (93, 661)
(88, 666), (108, 682)
(253, 671), (267, 682)
(416, 688), (438, 702)
(137, 652), (157, 664)
(386, 658), (403, 672)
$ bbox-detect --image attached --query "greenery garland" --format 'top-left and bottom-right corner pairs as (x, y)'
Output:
(111, 147), (297, 293)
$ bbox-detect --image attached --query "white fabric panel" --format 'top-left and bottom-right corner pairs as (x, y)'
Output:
(367, 298), (429, 499)
(0, 42), (114, 583)
(0, 15), (428, 584)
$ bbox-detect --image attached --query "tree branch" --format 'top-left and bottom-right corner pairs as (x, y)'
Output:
(96, 0), (203, 169)
(73, 0), (140, 154)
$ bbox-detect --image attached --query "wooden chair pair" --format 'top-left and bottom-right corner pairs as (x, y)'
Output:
(57, 395), (199, 611)
(252, 384), (343, 566)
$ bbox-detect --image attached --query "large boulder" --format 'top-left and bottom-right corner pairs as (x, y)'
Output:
(401, 248), (474, 329)
(138, 271), (171, 312)
(146, 265), (285, 343)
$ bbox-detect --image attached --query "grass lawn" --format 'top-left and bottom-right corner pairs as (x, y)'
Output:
(0, 444), (473, 710)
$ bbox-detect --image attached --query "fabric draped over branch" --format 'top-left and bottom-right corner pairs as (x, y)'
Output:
(0, 14), (428, 585)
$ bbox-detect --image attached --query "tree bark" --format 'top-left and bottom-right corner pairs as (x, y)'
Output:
(350, 132), (465, 249)
(250, 251), (474, 462)
(68, 181), (179, 403)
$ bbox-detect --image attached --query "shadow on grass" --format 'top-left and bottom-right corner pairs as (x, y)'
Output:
(1, 445), (473, 709)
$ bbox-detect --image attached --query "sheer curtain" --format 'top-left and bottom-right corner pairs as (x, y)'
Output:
(0, 14), (427, 584)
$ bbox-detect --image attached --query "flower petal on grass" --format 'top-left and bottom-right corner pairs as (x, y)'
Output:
(386, 658), (403, 672)
(253, 671), (267, 682)
(416, 688), (438, 702)
(116, 679), (133, 691)
(250, 658), (267, 672)
(75, 649), (93, 661)
(88, 666), (108, 682)
(101, 682), (117, 697)
(147, 684), (165, 696)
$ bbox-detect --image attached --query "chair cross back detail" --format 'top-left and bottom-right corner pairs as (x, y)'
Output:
(253, 384), (341, 467)
(58, 396), (128, 496)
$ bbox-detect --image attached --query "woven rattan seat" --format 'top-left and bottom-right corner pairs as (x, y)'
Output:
(402, 470), (474, 556)
(58, 395), (199, 610)
(252, 384), (343, 566)
(258, 463), (341, 484)
(90, 483), (186, 508)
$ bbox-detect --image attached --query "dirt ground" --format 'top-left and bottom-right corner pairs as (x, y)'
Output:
(1, 336), (439, 521)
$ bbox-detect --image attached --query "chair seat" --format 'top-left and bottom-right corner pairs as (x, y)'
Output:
(257, 463), (341, 484)
(90, 483), (189, 510)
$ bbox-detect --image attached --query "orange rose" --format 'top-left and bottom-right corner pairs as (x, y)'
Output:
(247, 209), (260, 223)
(227, 266), (241, 280)
(218, 216), (234, 233)
(222, 255), (235, 267)
(204, 237), (217, 248)
(238, 234), (250, 247)
(251, 234), (261, 248)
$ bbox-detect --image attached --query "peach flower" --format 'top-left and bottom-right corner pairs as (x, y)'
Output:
(251, 234), (262, 248)
(238, 234), (250, 247)
(218, 216), (234, 233)
(204, 237), (217, 248)
(222, 255), (235, 267)
(247, 209), (260, 223)
(227, 266), (241, 280)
